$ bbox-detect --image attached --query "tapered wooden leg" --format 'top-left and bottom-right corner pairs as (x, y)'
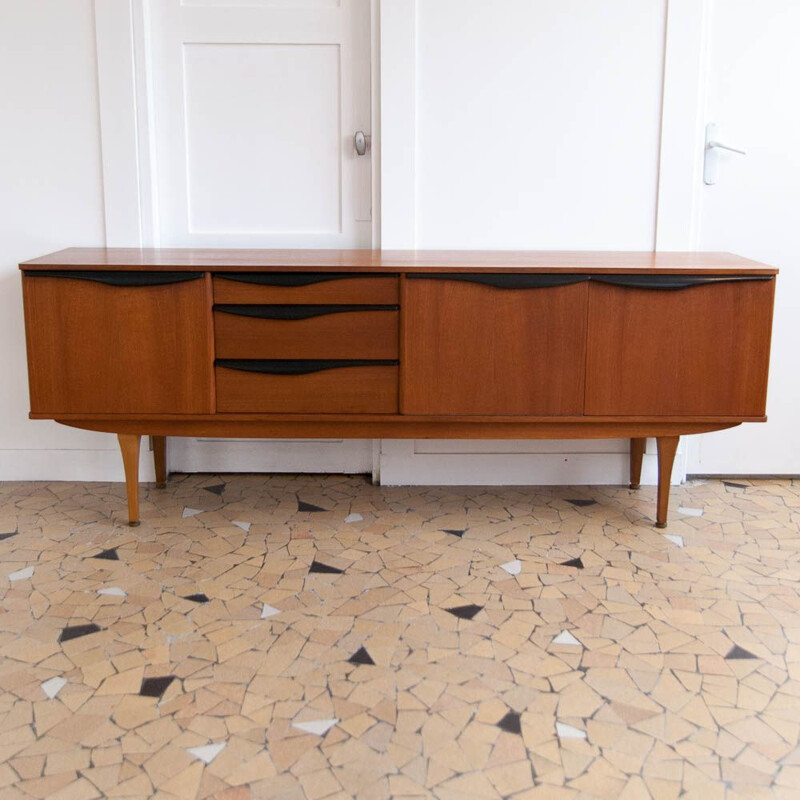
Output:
(629, 437), (646, 489)
(152, 436), (167, 488)
(655, 436), (679, 529)
(118, 433), (141, 527)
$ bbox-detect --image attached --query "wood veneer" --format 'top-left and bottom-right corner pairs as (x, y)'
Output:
(215, 364), (399, 414)
(585, 280), (775, 416)
(403, 279), (588, 415)
(23, 248), (777, 275)
(19, 248), (778, 530)
(213, 274), (399, 304)
(22, 275), (213, 415)
(214, 308), (399, 360)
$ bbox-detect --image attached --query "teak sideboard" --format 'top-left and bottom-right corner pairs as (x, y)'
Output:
(20, 249), (778, 528)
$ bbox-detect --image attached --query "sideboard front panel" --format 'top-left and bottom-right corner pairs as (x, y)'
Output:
(214, 307), (399, 360)
(22, 274), (213, 414)
(402, 277), (588, 415)
(213, 274), (399, 305)
(585, 279), (775, 416)
(216, 362), (398, 413)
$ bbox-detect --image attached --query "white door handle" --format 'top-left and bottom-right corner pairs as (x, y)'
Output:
(704, 123), (746, 185)
(707, 140), (746, 156)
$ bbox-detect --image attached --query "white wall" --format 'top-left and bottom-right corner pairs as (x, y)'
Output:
(0, 1), (152, 481)
(3, 0), (791, 484)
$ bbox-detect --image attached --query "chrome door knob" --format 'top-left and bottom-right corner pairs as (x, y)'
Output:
(354, 130), (371, 156)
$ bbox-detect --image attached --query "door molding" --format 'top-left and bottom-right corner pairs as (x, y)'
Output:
(655, 0), (712, 251)
(655, 0), (713, 479)
(94, 0), (158, 246)
(378, 0), (416, 248)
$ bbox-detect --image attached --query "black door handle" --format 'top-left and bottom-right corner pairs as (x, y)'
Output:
(593, 274), (774, 289)
(216, 359), (398, 375)
(23, 270), (203, 286)
(216, 272), (398, 287)
(406, 273), (587, 289)
(214, 304), (398, 320)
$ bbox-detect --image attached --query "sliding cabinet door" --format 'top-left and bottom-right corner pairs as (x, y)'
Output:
(403, 275), (588, 416)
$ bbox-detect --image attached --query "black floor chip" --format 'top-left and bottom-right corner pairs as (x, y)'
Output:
(59, 624), (102, 643)
(348, 647), (375, 665)
(298, 500), (327, 512)
(497, 711), (522, 734)
(309, 560), (344, 574)
(92, 548), (119, 561)
(445, 604), (483, 620)
(140, 675), (176, 698)
(726, 645), (757, 659)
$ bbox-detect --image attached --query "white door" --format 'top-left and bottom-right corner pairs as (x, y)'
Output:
(147, 0), (375, 474)
(379, 0), (671, 487)
(687, 0), (800, 475)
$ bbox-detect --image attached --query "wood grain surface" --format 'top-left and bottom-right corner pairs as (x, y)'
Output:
(22, 276), (213, 414)
(21, 248), (778, 275)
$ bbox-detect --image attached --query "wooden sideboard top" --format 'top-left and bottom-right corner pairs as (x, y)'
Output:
(20, 248), (778, 275)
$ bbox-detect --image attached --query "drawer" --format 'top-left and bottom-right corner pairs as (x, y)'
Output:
(213, 273), (399, 304)
(214, 305), (399, 360)
(216, 360), (398, 413)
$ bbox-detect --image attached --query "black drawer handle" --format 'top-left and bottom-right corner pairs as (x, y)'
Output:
(407, 272), (773, 290)
(22, 270), (203, 287)
(214, 304), (399, 320)
(406, 273), (587, 289)
(217, 359), (398, 376)
(217, 272), (398, 287)
(593, 274), (774, 289)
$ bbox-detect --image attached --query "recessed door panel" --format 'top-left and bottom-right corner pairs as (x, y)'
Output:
(183, 43), (340, 235)
(402, 277), (588, 416)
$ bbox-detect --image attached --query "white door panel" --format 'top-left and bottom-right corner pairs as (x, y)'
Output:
(148, 0), (372, 474)
(183, 43), (341, 235)
(688, 0), (800, 475)
(149, 0), (370, 248)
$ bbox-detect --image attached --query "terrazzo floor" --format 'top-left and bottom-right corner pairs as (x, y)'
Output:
(1, 473), (799, 800)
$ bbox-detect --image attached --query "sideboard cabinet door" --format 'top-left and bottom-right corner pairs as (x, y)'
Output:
(403, 276), (588, 415)
(22, 272), (213, 414)
(585, 278), (775, 417)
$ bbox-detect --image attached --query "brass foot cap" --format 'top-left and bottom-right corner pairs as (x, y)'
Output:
(654, 522), (667, 529)
(128, 521), (141, 527)
(629, 483), (640, 490)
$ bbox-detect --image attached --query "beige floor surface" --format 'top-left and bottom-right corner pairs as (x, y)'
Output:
(1, 474), (799, 799)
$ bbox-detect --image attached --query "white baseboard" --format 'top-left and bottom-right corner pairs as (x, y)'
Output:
(168, 438), (374, 474)
(0, 448), (155, 482)
(0, 439), (686, 486)
(377, 439), (685, 486)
